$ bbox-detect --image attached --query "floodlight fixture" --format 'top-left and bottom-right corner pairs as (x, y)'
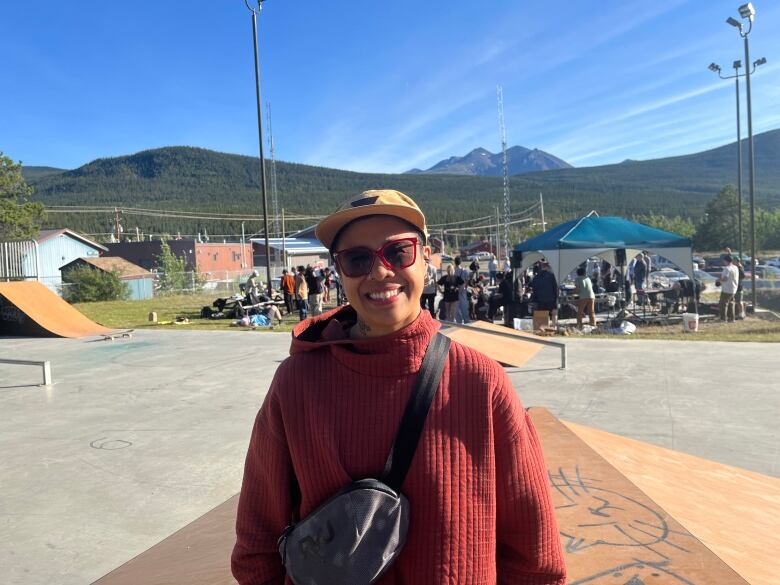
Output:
(733, 60), (742, 69)
(709, 62), (721, 72)
(726, 16), (742, 28)
(754, 57), (767, 67)
(738, 2), (756, 21)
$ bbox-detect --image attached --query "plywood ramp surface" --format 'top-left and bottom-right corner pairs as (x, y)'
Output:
(95, 408), (754, 585)
(91, 495), (239, 585)
(564, 418), (780, 585)
(440, 320), (542, 367)
(529, 408), (749, 585)
(0, 281), (111, 337)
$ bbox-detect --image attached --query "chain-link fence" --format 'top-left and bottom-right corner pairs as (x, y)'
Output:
(50, 269), (268, 301)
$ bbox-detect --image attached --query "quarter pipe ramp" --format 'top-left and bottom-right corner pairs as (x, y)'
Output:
(0, 281), (112, 337)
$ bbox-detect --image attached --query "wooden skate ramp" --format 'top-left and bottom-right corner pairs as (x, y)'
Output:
(0, 281), (112, 337)
(562, 418), (780, 585)
(440, 320), (543, 367)
(530, 408), (751, 584)
(94, 409), (767, 584)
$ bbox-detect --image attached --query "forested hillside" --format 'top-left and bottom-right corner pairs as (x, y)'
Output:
(26, 128), (780, 238)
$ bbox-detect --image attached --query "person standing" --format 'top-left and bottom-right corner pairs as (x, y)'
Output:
(232, 189), (566, 584)
(437, 265), (463, 321)
(331, 265), (344, 306)
(718, 255), (739, 322)
(420, 260), (438, 314)
(305, 266), (324, 316)
(735, 260), (746, 320)
(488, 272), (509, 321)
(530, 261), (558, 325)
(322, 267), (332, 304)
(453, 256), (471, 323)
(574, 267), (596, 329)
(633, 253), (647, 306)
(294, 265), (309, 321)
(488, 254), (498, 286)
(280, 268), (296, 315)
(245, 270), (261, 303)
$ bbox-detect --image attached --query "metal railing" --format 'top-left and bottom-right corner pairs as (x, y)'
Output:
(0, 358), (52, 386)
(0, 240), (40, 281)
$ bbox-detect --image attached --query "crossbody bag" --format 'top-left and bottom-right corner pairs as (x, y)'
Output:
(277, 332), (451, 585)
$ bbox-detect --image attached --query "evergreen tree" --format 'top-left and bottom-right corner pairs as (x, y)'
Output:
(154, 237), (188, 292)
(0, 153), (46, 240)
(694, 186), (745, 251)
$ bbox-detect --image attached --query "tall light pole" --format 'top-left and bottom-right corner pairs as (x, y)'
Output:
(708, 56), (766, 263)
(245, 0), (273, 295)
(726, 2), (759, 310)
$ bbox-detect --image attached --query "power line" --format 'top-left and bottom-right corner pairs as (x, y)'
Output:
(44, 205), (325, 223)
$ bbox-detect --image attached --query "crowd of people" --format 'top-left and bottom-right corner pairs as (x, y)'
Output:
(252, 246), (743, 330)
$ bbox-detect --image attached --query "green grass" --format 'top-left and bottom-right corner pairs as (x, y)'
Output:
(73, 293), (305, 333)
(73, 293), (780, 341)
(625, 315), (780, 342)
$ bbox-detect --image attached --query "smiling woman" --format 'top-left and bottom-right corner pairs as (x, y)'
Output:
(231, 189), (566, 585)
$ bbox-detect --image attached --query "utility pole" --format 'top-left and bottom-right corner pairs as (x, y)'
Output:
(245, 0), (273, 295)
(281, 208), (286, 269)
(266, 101), (280, 237)
(539, 192), (546, 231)
(241, 222), (246, 268)
(726, 2), (762, 310)
(113, 208), (122, 242)
(497, 85), (511, 261)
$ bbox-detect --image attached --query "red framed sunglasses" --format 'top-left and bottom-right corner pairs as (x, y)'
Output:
(334, 237), (420, 277)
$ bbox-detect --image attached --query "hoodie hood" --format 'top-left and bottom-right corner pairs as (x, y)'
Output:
(290, 305), (441, 377)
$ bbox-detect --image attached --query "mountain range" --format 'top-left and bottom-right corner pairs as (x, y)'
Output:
(405, 146), (572, 176)
(21, 128), (780, 237)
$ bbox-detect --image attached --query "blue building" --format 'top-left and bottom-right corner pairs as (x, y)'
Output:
(37, 229), (107, 294)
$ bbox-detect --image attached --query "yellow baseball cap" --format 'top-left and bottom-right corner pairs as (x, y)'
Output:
(315, 189), (428, 250)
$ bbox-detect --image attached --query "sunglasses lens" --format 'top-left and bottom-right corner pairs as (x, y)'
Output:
(383, 240), (416, 268)
(339, 248), (374, 276)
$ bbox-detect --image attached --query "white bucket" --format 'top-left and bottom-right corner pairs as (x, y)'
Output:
(682, 313), (699, 333)
(513, 318), (533, 331)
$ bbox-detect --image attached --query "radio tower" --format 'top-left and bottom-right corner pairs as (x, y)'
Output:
(265, 101), (280, 237)
(496, 85), (510, 261)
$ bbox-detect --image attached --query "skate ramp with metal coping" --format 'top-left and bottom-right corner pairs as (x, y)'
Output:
(0, 281), (112, 338)
(93, 408), (775, 584)
(439, 320), (545, 368)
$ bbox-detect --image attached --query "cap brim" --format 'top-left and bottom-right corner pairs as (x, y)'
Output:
(315, 205), (426, 250)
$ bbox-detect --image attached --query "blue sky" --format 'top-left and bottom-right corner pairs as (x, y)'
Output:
(2, 0), (779, 173)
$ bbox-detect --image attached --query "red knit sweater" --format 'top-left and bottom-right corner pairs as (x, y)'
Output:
(232, 307), (566, 584)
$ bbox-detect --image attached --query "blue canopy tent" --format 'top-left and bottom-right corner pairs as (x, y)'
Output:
(514, 213), (694, 295)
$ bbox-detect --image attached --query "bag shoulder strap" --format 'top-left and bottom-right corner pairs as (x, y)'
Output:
(288, 332), (450, 521)
(381, 332), (450, 492)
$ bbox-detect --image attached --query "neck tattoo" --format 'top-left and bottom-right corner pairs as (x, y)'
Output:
(355, 319), (372, 338)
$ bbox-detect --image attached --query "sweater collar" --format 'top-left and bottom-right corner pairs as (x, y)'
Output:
(290, 306), (440, 377)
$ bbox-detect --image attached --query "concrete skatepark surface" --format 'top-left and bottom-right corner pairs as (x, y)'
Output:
(2, 329), (778, 585)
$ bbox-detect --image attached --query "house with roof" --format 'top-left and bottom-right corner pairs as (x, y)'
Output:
(36, 229), (107, 294)
(60, 256), (155, 300)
